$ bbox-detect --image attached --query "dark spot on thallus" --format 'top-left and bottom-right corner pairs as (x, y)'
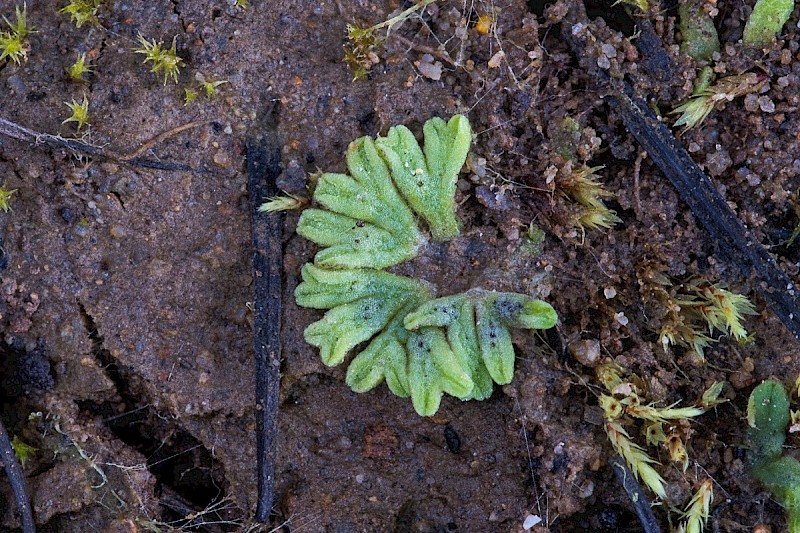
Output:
(444, 425), (461, 454)
(417, 181), (424, 187)
(417, 341), (425, 348)
(490, 342), (496, 347)
(356, 220), (365, 227)
(497, 299), (521, 317)
(354, 239), (360, 244)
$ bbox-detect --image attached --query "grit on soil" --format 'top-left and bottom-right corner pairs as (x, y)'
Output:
(1, 0), (799, 531)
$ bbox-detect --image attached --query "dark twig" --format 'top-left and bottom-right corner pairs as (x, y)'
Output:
(0, 418), (35, 533)
(608, 455), (661, 533)
(247, 102), (283, 523)
(117, 120), (208, 161)
(0, 117), (195, 172)
(562, 1), (800, 341)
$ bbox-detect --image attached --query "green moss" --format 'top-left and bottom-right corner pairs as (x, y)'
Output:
(134, 34), (184, 85)
(0, 3), (32, 65)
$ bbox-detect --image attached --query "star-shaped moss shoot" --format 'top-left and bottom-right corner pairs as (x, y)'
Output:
(290, 115), (559, 416)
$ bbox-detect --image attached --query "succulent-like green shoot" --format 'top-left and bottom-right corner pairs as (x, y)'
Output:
(747, 380), (800, 532)
(405, 290), (557, 390)
(751, 456), (800, 532)
(295, 264), (431, 366)
(404, 294), (493, 400)
(478, 292), (555, 383)
(297, 135), (425, 269)
(375, 115), (471, 241)
(743, 0), (795, 48)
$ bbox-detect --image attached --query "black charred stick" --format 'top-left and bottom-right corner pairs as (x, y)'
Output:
(0, 418), (35, 533)
(247, 102), (283, 523)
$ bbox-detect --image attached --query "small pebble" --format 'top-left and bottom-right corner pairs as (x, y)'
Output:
(61, 207), (76, 223)
(416, 59), (442, 80)
(758, 96), (776, 113)
(601, 43), (617, 58)
(569, 339), (601, 367)
(523, 514), (542, 530)
(7, 75), (25, 94)
(213, 149), (231, 168)
(487, 50), (505, 69)
(110, 225), (126, 239)
(744, 93), (760, 112)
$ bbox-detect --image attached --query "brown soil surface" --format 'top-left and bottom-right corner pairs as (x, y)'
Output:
(1, 0), (799, 531)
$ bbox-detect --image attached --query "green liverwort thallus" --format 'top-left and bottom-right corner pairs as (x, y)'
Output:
(292, 115), (557, 416)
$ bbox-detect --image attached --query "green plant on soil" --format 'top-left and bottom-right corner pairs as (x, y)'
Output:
(134, 33), (185, 85)
(671, 73), (766, 131)
(747, 380), (800, 532)
(59, 0), (102, 28)
(67, 51), (92, 82)
(0, 3), (32, 65)
(290, 115), (558, 416)
(0, 184), (17, 212)
(678, 0), (720, 61)
(743, 0), (795, 48)
(63, 94), (90, 130)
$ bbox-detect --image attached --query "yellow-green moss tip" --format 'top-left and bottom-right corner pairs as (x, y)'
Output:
(63, 95), (90, 130)
(134, 34), (185, 85)
(0, 3), (32, 65)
